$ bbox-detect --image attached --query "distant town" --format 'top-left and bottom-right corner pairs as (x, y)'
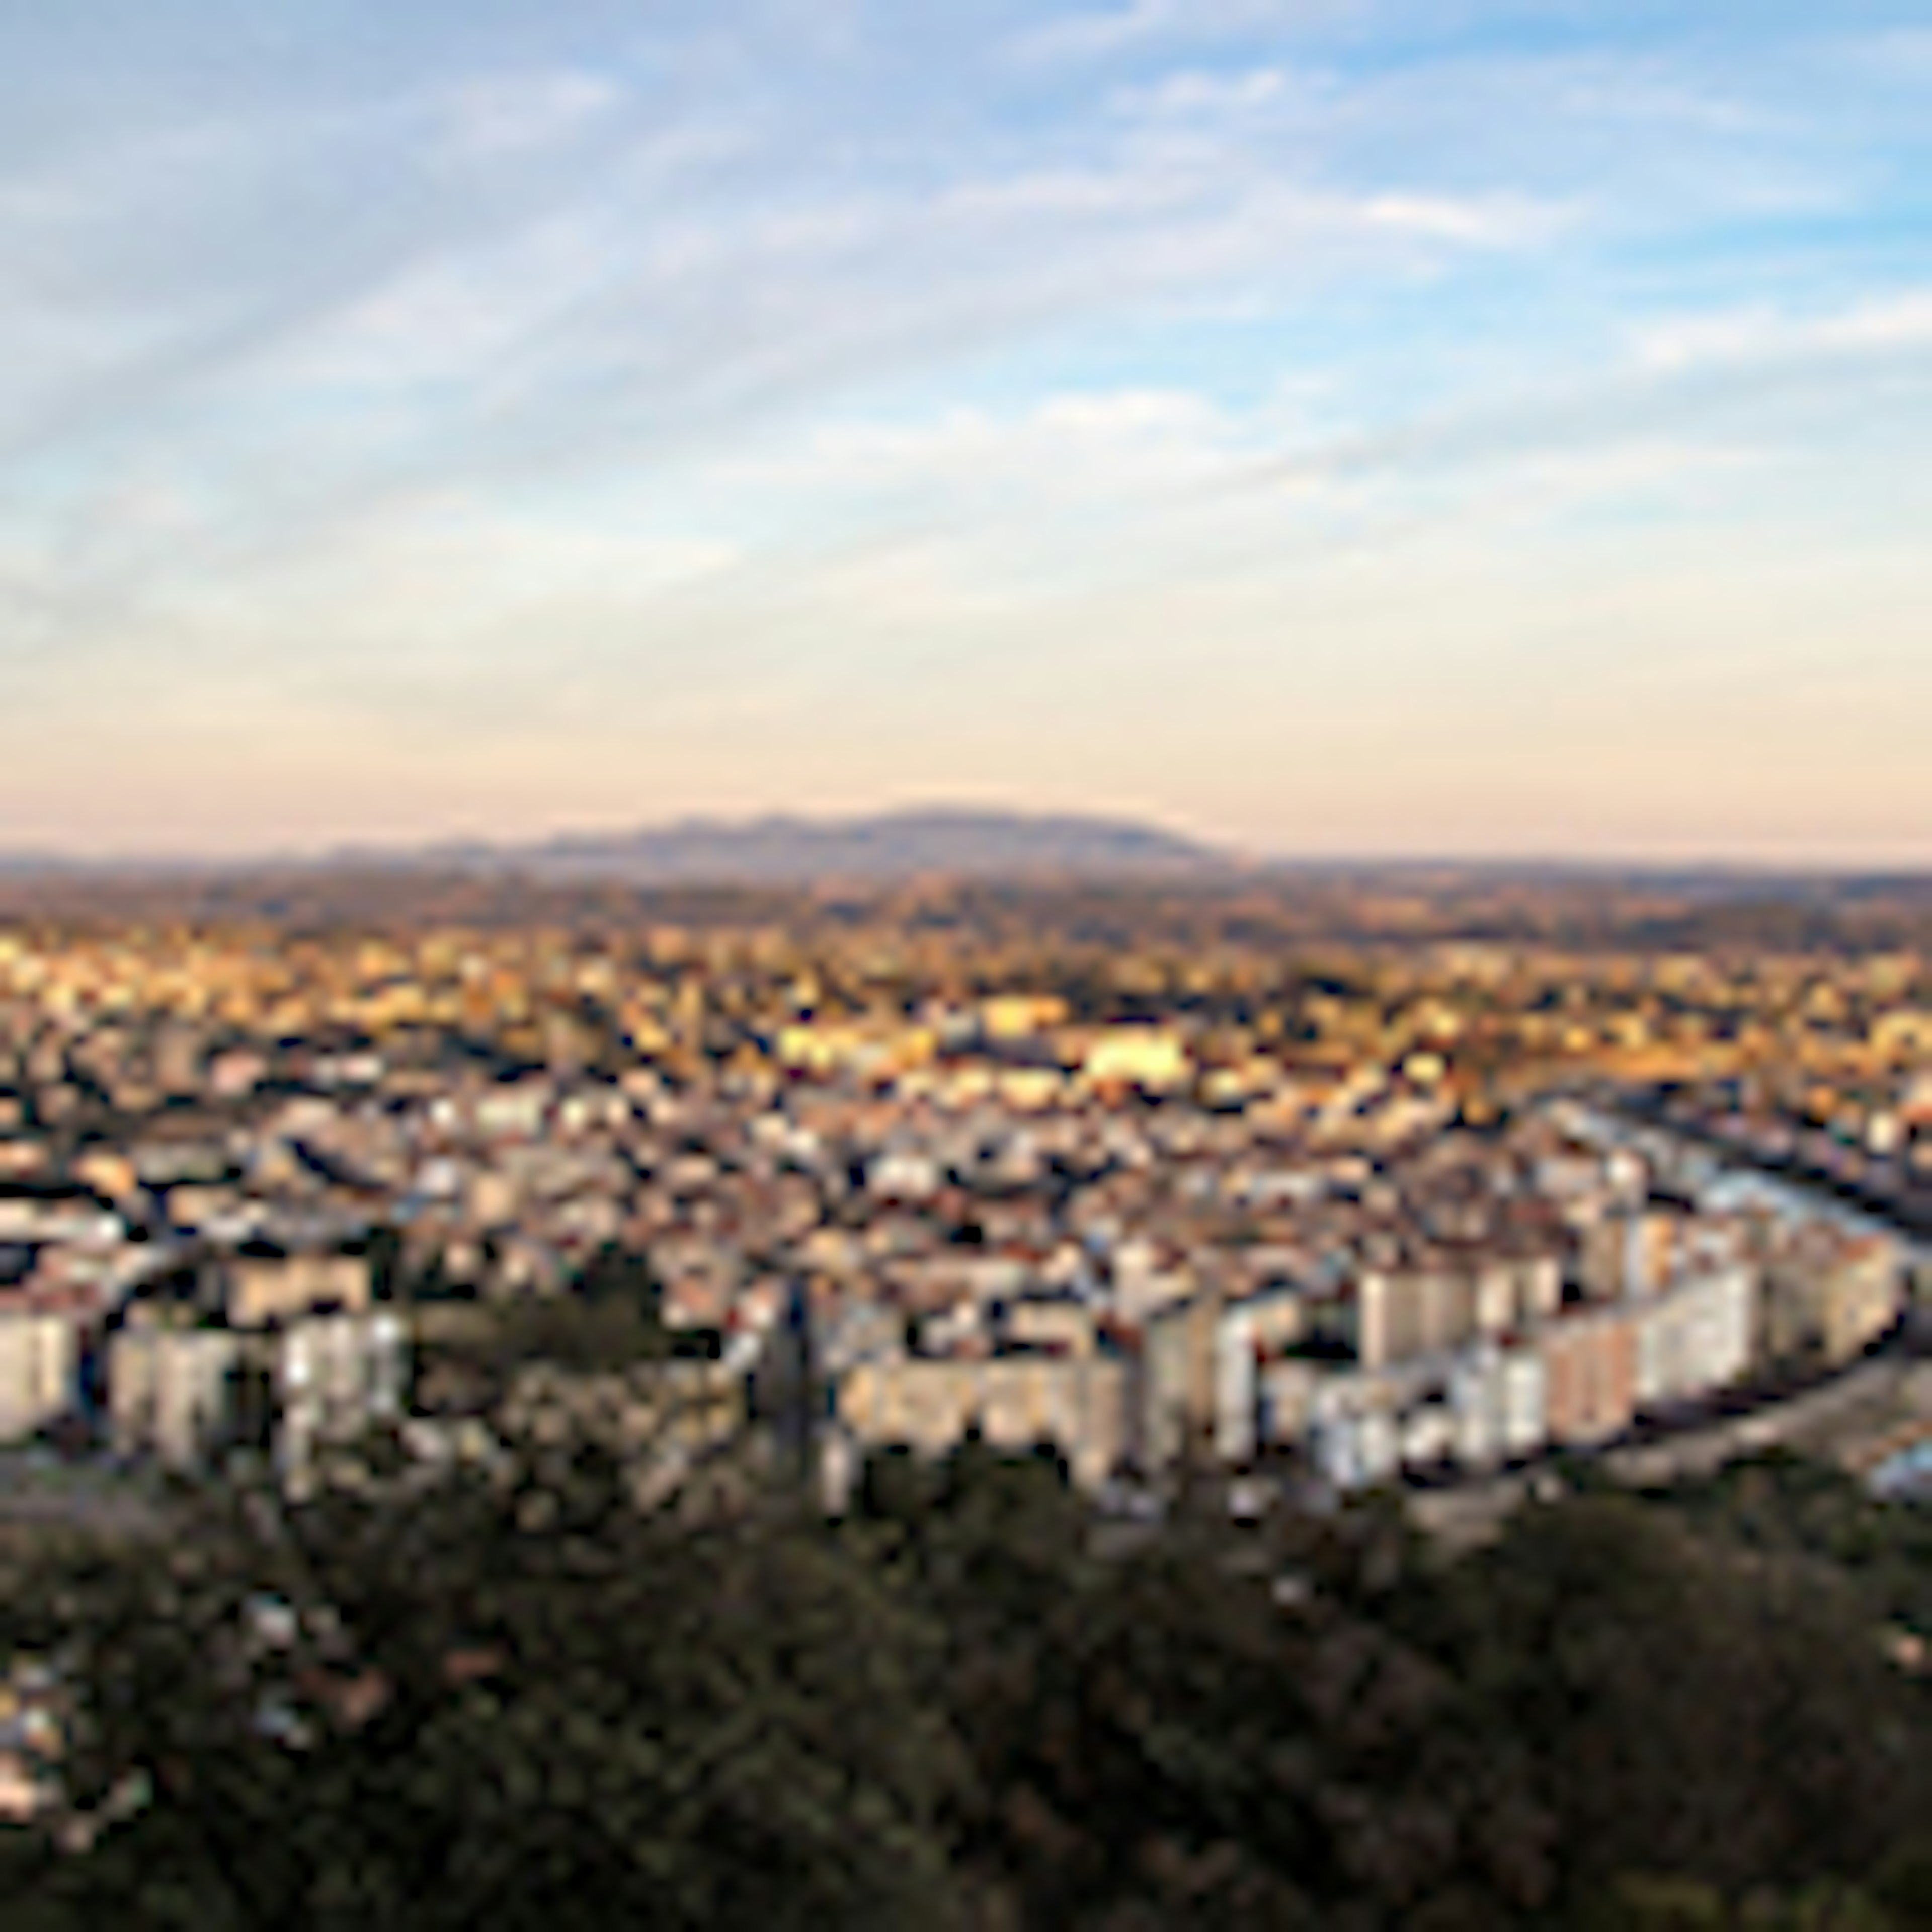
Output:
(0, 858), (1926, 1531)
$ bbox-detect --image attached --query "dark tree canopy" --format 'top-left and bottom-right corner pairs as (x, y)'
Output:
(0, 1445), (1926, 1929)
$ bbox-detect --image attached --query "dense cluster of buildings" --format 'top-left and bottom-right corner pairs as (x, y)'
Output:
(0, 918), (1919, 1506)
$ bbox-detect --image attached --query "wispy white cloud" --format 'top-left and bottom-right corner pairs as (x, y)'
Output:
(435, 69), (624, 159)
(1015, 0), (1347, 65)
(1115, 64), (1292, 119)
(1, 1), (1928, 854)
(1634, 291), (1932, 373)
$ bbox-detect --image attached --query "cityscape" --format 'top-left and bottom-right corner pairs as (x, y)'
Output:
(0, 860), (1927, 1510)
(0, 854), (1926, 1920)
(5, 0), (1931, 1922)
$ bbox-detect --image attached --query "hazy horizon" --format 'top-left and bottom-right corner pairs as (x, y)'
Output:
(5, 799), (1932, 879)
(4, 3), (1928, 863)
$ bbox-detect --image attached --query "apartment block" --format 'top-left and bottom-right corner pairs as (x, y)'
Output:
(1539, 1304), (1637, 1446)
(0, 1310), (76, 1443)
(834, 1352), (1131, 1491)
(109, 1324), (238, 1470)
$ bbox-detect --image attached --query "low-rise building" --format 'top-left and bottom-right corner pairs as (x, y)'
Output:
(217, 1251), (372, 1330)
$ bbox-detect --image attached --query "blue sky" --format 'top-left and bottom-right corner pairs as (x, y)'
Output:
(2, 0), (1928, 860)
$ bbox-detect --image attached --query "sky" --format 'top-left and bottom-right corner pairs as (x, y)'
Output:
(2, 1), (1928, 863)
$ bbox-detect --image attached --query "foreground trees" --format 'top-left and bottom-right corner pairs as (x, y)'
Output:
(0, 1442), (961, 1931)
(0, 1442), (1926, 1928)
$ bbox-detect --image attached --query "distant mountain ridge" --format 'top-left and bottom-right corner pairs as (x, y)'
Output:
(354, 807), (1232, 884)
(15, 812), (1921, 891)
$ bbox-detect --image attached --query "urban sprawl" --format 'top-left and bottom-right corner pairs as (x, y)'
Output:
(0, 900), (1926, 1524)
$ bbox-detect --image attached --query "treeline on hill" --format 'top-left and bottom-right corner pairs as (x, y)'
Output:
(6, 869), (1932, 954)
(0, 1443), (1928, 1930)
